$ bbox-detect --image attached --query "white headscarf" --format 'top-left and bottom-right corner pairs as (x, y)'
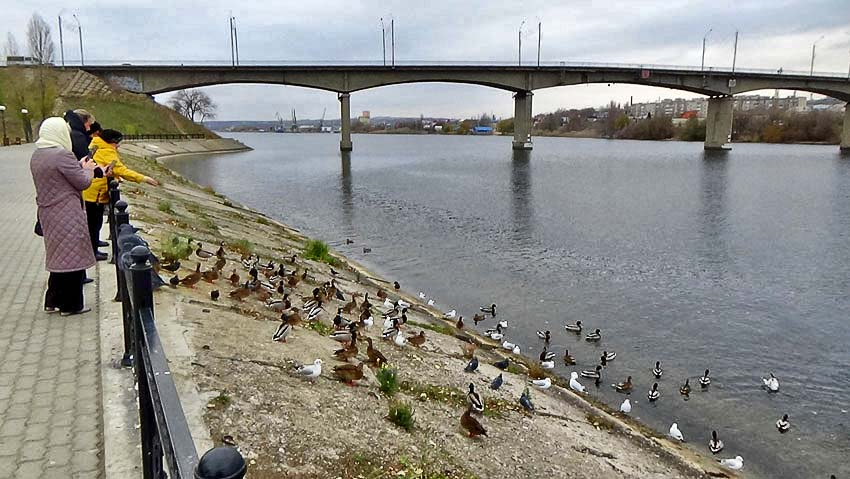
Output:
(35, 117), (74, 152)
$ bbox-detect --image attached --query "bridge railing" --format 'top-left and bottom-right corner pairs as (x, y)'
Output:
(124, 133), (206, 141)
(107, 180), (247, 479)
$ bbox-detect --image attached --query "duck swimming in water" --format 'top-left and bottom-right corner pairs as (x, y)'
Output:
(581, 365), (603, 383)
(679, 379), (691, 396)
(485, 324), (504, 341)
(539, 349), (555, 369)
(563, 349), (576, 365)
(647, 382), (660, 401)
(653, 361), (663, 378)
(585, 329), (602, 341)
(762, 373), (780, 392)
(536, 330), (551, 343)
(699, 369), (711, 388)
(709, 430), (724, 453)
(776, 414), (790, 433)
(480, 303), (497, 316)
(613, 376), (633, 393)
(601, 351), (616, 363)
(564, 320), (582, 333)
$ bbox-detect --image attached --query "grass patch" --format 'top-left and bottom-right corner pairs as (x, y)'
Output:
(387, 400), (415, 432)
(160, 233), (193, 263)
(157, 200), (174, 214)
(408, 320), (454, 336)
(377, 367), (399, 397)
(305, 320), (333, 336)
(400, 380), (515, 418)
(527, 363), (547, 380)
(256, 217), (270, 226)
(208, 392), (231, 409)
(303, 239), (336, 266)
(586, 412), (618, 432)
(229, 239), (254, 256)
(200, 217), (219, 233)
(506, 363), (526, 375)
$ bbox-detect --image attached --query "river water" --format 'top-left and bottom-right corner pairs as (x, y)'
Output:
(166, 133), (849, 478)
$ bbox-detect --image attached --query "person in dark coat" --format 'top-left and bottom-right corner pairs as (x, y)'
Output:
(63, 109), (95, 160)
(30, 117), (108, 315)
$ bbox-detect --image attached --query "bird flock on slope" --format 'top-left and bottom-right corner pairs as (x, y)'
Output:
(165, 240), (801, 471)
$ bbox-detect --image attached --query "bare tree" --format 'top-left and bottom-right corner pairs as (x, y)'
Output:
(169, 89), (218, 123)
(26, 14), (55, 64)
(4, 32), (20, 57)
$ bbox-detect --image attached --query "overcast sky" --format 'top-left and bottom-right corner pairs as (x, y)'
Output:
(5, 1), (850, 120)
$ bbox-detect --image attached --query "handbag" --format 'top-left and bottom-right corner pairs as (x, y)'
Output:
(34, 218), (43, 236)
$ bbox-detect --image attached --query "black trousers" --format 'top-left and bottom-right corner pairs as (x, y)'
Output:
(45, 270), (85, 312)
(85, 201), (105, 252)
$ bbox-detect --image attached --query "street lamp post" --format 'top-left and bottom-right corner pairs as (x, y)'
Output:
(390, 18), (395, 67)
(21, 109), (31, 144)
(518, 20), (525, 66)
(72, 14), (84, 66)
(380, 18), (386, 66)
(701, 28), (713, 71)
(537, 21), (541, 68)
(732, 30), (739, 73)
(0, 105), (7, 146)
(810, 35), (825, 77)
(58, 14), (65, 67)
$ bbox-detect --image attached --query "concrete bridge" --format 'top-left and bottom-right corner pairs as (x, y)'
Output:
(81, 63), (850, 152)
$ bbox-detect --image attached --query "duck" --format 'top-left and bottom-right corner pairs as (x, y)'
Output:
(531, 377), (551, 389)
(273, 322), (291, 342)
(333, 308), (352, 330)
(460, 407), (487, 438)
(613, 376), (633, 393)
(360, 315), (374, 329)
(382, 319), (400, 340)
(294, 359), (322, 381)
(214, 256), (227, 272)
(519, 390), (534, 412)
(776, 414), (790, 433)
(455, 316), (464, 329)
(647, 382), (660, 401)
(418, 291), (426, 299)
(330, 324), (356, 343)
(179, 263), (202, 287)
(407, 331), (426, 348)
(502, 341), (521, 354)
(195, 243), (214, 259)
(497, 319), (508, 329)
(619, 398), (632, 414)
(653, 361), (664, 379)
(376, 288), (387, 300)
(601, 351), (616, 362)
(210, 290), (220, 301)
(479, 303), (497, 316)
(444, 309), (457, 319)
(228, 282), (251, 301)
(709, 430), (724, 453)
(536, 330), (551, 343)
(762, 373), (780, 392)
(699, 369), (711, 388)
(393, 281), (401, 290)
(397, 299), (411, 309)
(563, 349), (576, 365)
(169, 274), (180, 287)
(581, 365), (603, 381)
(364, 338), (387, 367)
(393, 332), (407, 347)
(161, 261), (181, 272)
(228, 270), (240, 286)
(490, 373), (503, 390)
(679, 379), (691, 396)
(306, 301), (324, 321)
(241, 254), (258, 269)
(266, 297), (288, 312)
(467, 383), (484, 413)
(718, 456), (743, 470)
(383, 298), (395, 310)
(332, 362), (364, 385)
(333, 337), (359, 362)
(427, 299), (436, 306)
(283, 309), (302, 326)
(485, 325), (504, 341)
(464, 357), (479, 373)
(669, 422), (684, 442)
(494, 358), (509, 370)
(569, 372), (586, 393)
(540, 359), (555, 369)
(472, 313), (486, 325)
(585, 329), (602, 341)
(564, 320), (582, 333)
(341, 296), (357, 314)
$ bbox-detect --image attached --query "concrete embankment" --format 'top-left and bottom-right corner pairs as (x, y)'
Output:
(113, 140), (736, 479)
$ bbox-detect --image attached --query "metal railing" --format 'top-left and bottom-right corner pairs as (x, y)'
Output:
(123, 133), (206, 140)
(107, 180), (247, 479)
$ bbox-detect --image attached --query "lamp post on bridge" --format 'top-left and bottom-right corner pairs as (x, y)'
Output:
(72, 14), (84, 66)
(518, 20), (525, 66)
(0, 105), (7, 146)
(701, 27), (712, 71)
(380, 17), (386, 66)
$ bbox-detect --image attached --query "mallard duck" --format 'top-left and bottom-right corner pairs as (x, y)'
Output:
(602, 351), (616, 362)
(330, 324), (356, 343)
(382, 318), (400, 340)
(214, 256), (226, 272)
(418, 291), (426, 299)
(228, 270), (240, 286)
(647, 382), (660, 401)
(286, 274), (300, 288)
(161, 261), (181, 272)
(202, 268), (219, 283)
(669, 422), (684, 442)
(266, 297), (288, 312)
(254, 288), (271, 303)
(393, 332), (407, 347)
(564, 320), (582, 333)
(333, 308), (352, 330)
(456, 316), (464, 329)
(212, 241), (225, 256)
(169, 274), (179, 287)
(464, 357), (479, 373)
(179, 263), (202, 287)
(501, 340), (518, 352)
(563, 349), (576, 365)
(472, 313), (486, 325)
(461, 407), (487, 438)
(273, 322), (291, 342)
(491, 373), (503, 390)
(718, 456), (744, 470)
(241, 254), (258, 269)
(581, 365), (603, 380)
(283, 309), (302, 326)
(333, 362), (364, 385)
(393, 281), (401, 290)
(700, 369), (711, 388)
(360, 293), (372, 312)
(585, 329), (601, 341)
(494, 358), (509, 370)
(333, 335), (359, 361)
(570, 372), (586, 392)
(229, 282), (251, 301)
(709, 430), (724, 453)
(653, 361), (664, 378)
(467, 383), (484, 413)
(485, 325), (503, 341)
(613, 376), (633, 393)
(680, 379), (691, 396)
(762, 373), (780, 392)
(306, 301), (324, 321)
(294, 359), (322, 381)
(210, 290), (220, 301)
(536, 330), (551, 343)
(531, 377), (552, 389)
(341, 296), (357, 314)
(408, 331), (426, 347)
(364, 338), (387, 367)
(539, 348), (555, 362)
(776, 414), (790, 433)
(195, 243), (214, 259)
(519, 390), (534, 413)
(376, 288), (387, 300)
(619, 398), (631, 413)
(479, 303), (497, 316)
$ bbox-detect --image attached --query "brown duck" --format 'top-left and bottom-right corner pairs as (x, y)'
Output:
(473, 313), (486, 325)
(408, 331), (426, 348)
(202, 268), (219, 283)
(341, 296), (357, 314)
(283, 308), (302, 327)
(179, 263), (202, 287)
(214, 256), (227, 272)
(228, 270), (240, 286)
(255, 288), (271, 303)
(461, 407), (487, 437)
(215, 242), (226, 258)
(376, 288), (387, 300)
(287, 274), (300, 288)
(365, 337), (387, 367)
(333, 362), (364, 385)
(456, 316), (464, 329)
(229, 282), (251, 301)
(333, 336), (359, 362)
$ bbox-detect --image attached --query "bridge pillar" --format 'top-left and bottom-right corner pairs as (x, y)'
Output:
(339, 93), (353, 152)
(512, 91), (533, 150)
(841, 103), (850, 153)
(704, 96), (733, 150)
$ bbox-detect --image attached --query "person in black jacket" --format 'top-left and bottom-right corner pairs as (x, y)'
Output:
(63, 109), (95, 160)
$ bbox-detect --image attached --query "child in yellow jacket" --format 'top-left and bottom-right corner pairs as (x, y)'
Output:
(83, 129), (159, 258)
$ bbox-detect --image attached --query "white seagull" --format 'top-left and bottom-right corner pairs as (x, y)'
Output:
(669, 422), (684, 442)
(418, 291), (426, 299)
(294, 359), (322, 380)
(762, 373), (780, 392)
(531, 377), (551, 389)
(569, 372), (586, 393)
(444, 309), (457, 319)
(619, 398), (632, 414)
(719, 456), (744, 470)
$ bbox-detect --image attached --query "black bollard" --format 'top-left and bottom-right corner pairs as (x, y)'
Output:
(195, 447), (247, 479)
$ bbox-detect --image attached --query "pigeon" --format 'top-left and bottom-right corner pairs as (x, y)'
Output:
(619, 398), (632, 414)
(669, 422), (684, 442)
(519, 390), (534, 413)
(464, 357), (479, 373)
(569, 372), (586, 393)
(294, 359), (322, 380)
(490, 373), (503, 390)
(210, 290), (220, 301)
(719, 456), (744, 470)
(494, 358), (509, 370)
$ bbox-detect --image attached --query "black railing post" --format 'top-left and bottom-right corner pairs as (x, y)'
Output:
(114, 200), (133, 367)
(195, 447), (247, 479)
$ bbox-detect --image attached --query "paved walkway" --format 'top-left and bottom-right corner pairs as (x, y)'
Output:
(0, 145), (103, 478)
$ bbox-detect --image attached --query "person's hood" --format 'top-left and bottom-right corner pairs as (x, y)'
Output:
(64, 110), (86, 134)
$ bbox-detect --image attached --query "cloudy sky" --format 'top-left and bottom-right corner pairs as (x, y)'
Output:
(5, 1), (850, 120)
